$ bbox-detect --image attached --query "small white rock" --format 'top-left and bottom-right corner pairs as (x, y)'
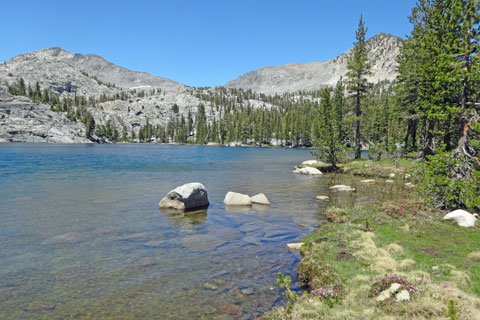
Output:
(389, 173), (395, 178)
(316, 195), (330, 200)
(395, 290), (410, 302)
(330, 185), (356, 192)
(223, 192), (252, 206)
(286, 243), (304, 251)
(250, 193), (270, 205)
(376, 283), (402, 302)
(385, 180), (394, 183)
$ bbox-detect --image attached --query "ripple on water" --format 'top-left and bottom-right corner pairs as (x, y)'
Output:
(0, 144), (408, 319)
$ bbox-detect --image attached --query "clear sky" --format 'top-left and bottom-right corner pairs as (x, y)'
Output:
(0, 0), (417, 87)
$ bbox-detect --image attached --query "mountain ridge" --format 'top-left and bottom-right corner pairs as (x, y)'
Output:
(225, 32), (403, 94)
(0, 32), (403, 143)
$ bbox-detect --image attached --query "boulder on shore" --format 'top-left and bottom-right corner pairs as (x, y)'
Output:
(223, 192), (252, 206)
(293, 167), (322, 175)
(360, 179), (376, 184)
(159, 183), (209, 211)
(443, 209), (477, 227)
(250, 193), (270, 205)
(301, 160), (327, 166)
(286, 243), (304, 251)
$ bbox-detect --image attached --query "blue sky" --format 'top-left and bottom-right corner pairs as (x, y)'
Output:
(0, 0), (417, 87)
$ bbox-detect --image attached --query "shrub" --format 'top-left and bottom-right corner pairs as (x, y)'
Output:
(310, 286), (343, 307)
(415, 151), (480, 211)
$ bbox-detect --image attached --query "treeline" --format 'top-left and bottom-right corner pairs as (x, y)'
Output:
(395, 0), (480, 211)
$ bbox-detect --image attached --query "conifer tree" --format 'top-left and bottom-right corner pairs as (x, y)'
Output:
(314, 88), (345, 168)
(346, 15), (372, 159)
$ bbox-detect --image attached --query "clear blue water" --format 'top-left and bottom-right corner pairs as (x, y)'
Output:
(0, 144), (400, 319)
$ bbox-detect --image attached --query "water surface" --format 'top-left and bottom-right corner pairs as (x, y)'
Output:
(0, 144), (406, 319)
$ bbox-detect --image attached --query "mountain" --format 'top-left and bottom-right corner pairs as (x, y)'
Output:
(0, 47), (184, 97)
(0, 33), (402, 143)
(225, 33), (402, 94)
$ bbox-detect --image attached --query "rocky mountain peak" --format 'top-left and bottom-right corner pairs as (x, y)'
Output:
(225, 32), (403, 94)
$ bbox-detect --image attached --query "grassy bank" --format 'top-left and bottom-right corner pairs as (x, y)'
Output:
(264, 160), (480, 319)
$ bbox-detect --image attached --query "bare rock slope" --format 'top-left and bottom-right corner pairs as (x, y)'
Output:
(0, 47), (184, 97)
(0, 86), (90, 143)
(225, 33), (402, 94)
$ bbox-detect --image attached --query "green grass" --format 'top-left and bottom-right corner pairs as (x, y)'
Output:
(340, 158), (416, 178)
(263, 197), (480, 319)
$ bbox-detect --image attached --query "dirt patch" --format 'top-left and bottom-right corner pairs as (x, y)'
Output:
(336, 251), (352, 260)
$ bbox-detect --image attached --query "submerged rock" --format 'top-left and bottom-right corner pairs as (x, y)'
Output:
(316, 195), (329, 200)
(329, 185), (356, 192)
(293, 167), (322, 175)
(159, 182), (209, 211)
(223, 192), (252, 206)
(250, 193), (270, 205)
(241, 287), (254, 295)
(443, 209), (477, 227)
(203, 282), (218, 290)
(218, 304), (242, 317)
(25, 301), (56, 312)
(41, 232), (82, 245)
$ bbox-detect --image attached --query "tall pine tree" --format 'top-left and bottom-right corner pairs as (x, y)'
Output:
(346, 15), (372, 159)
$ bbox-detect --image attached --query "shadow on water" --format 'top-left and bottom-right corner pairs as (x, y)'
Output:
(159, 208), (208, 225)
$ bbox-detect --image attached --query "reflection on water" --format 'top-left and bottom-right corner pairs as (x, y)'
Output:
(0, 144), (409, 319)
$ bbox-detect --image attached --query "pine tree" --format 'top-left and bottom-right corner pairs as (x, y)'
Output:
(314, 88), (344, 168)
(346, 15), (372, 159)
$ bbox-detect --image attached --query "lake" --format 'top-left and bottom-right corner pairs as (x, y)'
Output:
(0, 144), (401, 319)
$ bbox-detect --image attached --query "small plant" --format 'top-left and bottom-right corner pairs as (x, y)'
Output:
(360, 218), (374, 232)
(277, 273), (298, 314)
(382, 205), (407, 219)
(311, 285), (343, 307)
(369, 274), (418, 298)
(443, 298), (458, 320)
(325, 207), (349, 223)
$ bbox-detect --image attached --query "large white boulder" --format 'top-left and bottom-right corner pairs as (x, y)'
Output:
(159, 183), (209, 211)
(443, 209), (477, 227)
(301, 160), (321, 166)
(250, 193), (270, 205)
(223, 192), (252, 206)
(293, 167), (322, 175)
